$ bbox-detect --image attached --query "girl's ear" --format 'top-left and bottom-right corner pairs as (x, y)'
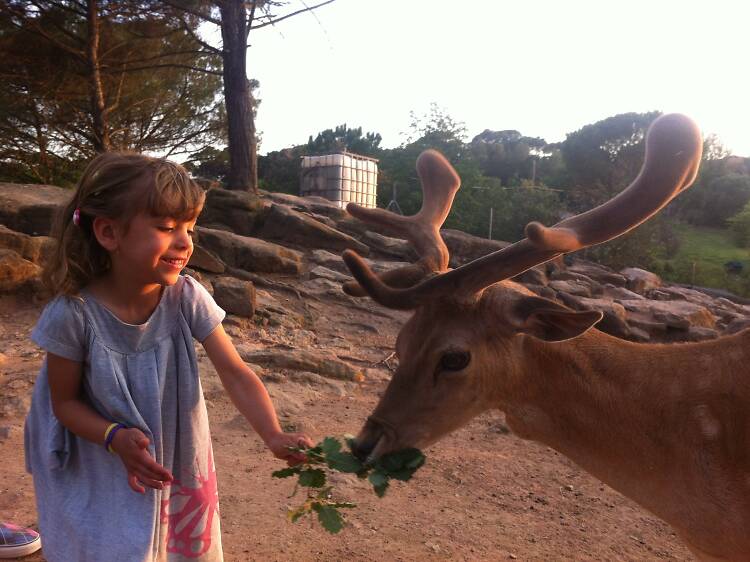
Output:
(92, 217), (120, 252)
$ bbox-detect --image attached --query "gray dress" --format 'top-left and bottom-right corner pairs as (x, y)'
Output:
(25, 275), (226, 562)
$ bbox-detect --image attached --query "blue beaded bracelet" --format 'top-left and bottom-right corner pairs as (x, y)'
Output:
(104, 423), (126, 454)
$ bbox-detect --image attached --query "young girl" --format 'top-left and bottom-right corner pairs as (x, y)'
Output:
(24, 152), (312, 562)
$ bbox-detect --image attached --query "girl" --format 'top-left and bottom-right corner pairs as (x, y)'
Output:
(24, 152), (312, 562)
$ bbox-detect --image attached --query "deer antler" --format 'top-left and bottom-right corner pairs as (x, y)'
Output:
(343, 113), (702, 310)
(342, 149), (460, 297)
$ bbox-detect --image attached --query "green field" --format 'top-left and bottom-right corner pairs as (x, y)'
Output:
(656, 224), (750, 297)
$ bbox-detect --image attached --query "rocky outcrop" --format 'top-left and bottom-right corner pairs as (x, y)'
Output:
(0, 249), (41, 292)
(196, 226), (303, 275)
(212, 277), (256, 318)
(0, 183), (70, 236)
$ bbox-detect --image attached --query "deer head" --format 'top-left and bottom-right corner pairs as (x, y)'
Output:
(344, 113), (703, 462)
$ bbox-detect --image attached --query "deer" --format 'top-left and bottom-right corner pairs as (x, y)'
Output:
(340, 113), (750, 562)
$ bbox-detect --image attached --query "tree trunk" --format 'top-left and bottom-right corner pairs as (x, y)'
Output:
(219, 1), (257, 192)
(86, 0), (110, 152)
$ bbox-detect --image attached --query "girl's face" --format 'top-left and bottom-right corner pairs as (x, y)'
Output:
(113, 211), (198, 288)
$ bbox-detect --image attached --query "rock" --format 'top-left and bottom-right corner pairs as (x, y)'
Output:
(309, 249), (348, 273)
(548, 279), (593, 298)
(550, 270), (601, 295)
(726, 317), (750, 334)
(0, 183), (70, 235)
(198, 187), (265, 236)
(212, 277), (256, 318)
(188, 244), (226, 273)
(361, 231), (416, 260)
(619, 299), (717, 330)
(238, 347), (362, 381)
(261, 190), (349, 221)
(620, 267), (662, 294)
(309, 265), (351, 284)
(557, 293), (632, 340)
(0, 225), (55, 265)
(257, 204), (370, 255)
(685, 327), (720, 341)
(567, 259), (627, 287)
(441, 228), (510, 267)
(513, 265), (548, 286)
(601, 284), (644, 301)
(196, 226), (303, 275)
(0, 249), (41, 292)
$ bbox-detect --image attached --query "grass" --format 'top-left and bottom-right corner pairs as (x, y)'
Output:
(655, 224), (750, 297)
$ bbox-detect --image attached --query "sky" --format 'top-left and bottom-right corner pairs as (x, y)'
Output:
(232, 0), (750, 157)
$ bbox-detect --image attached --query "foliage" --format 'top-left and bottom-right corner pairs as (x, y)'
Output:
(0, 1), (223, 184)
(655, 224), (750, 297)
(306, 124), (382, 157)
(727, 201), (750, 248)
(469, 129), (548, 186)
(272, 436), (425, 534)
(673, 174), (750, 227)
(560, 111), (661, 209)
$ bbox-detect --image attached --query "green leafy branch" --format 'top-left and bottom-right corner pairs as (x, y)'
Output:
(272, 436), (425, 534)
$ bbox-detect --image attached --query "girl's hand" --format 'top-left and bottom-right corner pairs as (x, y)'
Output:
(265, 432), (314, 466)
(110, 428), (174, 493)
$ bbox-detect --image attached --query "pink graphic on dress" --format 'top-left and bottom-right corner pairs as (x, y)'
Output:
(160, 449), (219, 558)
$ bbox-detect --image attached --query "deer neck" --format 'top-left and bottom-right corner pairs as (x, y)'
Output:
(499, 329), (750, 524)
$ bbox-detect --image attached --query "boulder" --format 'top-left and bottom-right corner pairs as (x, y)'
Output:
(188, 244), (226, 274)
(620, 267), (662, 294)
(261, 191), (349, 221)
(198, 187), (266, 236)
(557, 293), (632, 340)
(548, 279), (593, 298)
(212, 277), (256, 318)
(0, 249), (41, 292)
(601, 283), (645, 302)
(0, 183), (69, 235)
(0, 225), (55, 265)
(361, 231), (416, 261)
(566, 259), (627, 287)
(196, 226), (303, 275)
(257, 204), (370, 255)
(309, 266), (351, 284)
(619, 299), (717, 330)
(237, 347), (362, 381)
(441, 228), (509, 267)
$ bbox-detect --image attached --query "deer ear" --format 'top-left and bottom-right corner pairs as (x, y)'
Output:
(510, 296), (603, 342)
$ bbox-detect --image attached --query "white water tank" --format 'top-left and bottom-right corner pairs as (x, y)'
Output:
(300, 152), (378, 209)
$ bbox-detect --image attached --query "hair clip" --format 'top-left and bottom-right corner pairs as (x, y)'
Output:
(72, 208), (81, 226)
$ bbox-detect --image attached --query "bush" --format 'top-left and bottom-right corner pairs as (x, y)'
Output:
(728, 201), (750, 248)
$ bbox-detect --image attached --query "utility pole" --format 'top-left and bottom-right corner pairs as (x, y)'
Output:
(488, 207), (494, 240)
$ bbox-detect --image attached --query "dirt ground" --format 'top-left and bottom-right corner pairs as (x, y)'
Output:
(0, 280), (694, 562)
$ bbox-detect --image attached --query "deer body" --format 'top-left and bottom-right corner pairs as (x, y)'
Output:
(340, 115), (750, 559)
(503, 316), (750, 560)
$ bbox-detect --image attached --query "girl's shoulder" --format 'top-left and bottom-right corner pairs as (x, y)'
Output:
(32, 293), (87, 361)
(176, 274), (225, 342)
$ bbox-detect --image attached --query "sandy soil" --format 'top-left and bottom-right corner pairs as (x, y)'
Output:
(0, 283), (694, 562)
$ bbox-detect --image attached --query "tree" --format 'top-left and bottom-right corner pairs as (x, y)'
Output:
(469, 129), (548, 186)
(560, 111), (661, 209)
(306, 124), (382, 156)
(161, 0), (335, 192)
(0, 1), (223, 184)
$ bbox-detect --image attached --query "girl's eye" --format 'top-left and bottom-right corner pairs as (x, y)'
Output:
(439, 351), (471, 372)
(158, 226), (175, 232)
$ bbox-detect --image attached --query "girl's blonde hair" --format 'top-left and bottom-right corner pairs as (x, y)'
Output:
(44, 152), (206, 295)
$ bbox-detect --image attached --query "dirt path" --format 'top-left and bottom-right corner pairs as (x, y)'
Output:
(0, 287), (694, 561)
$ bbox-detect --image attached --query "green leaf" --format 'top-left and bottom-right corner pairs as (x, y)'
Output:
(298, 468), (326, 488)
(272, 467), (300, 479)
(320, 436), (342, 457)
(329, 501), (357, 509)
(369, 471), (390, 497)
(326, 451), (365, 474)
(315, 505), (345, 534)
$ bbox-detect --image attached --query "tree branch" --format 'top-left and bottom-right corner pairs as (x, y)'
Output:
(160, 0), (221, 26)
(250, 0), (335, 30)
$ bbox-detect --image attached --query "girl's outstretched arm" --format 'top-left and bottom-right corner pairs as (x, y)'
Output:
(202, 325), (313, 464)
(46, 352), (173, 493)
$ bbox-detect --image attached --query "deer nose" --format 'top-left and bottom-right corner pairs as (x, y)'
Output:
(350, 437), (374, 461)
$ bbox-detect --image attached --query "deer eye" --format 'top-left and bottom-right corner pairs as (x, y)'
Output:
(439, 351), (471, 372)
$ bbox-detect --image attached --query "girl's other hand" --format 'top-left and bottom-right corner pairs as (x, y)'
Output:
(110, 428), (174, 493)
(266, 432), (314, 466)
